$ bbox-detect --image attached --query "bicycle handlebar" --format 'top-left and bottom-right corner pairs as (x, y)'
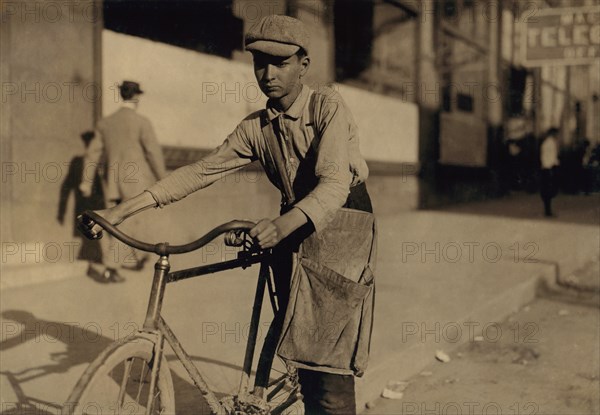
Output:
(77, 210), (256, 256)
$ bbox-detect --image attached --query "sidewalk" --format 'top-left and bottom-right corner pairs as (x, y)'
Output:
(356, 196), (599, 409)
(437, 191), (599, 227)
(0, 193), (598, 412)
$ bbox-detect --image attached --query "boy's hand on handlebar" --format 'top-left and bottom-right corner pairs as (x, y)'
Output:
(249, 209), (308, 249)
(249, 219), (283, 249)
(77, 212), (103, 239)
(76, 208), (125, 240)
(79, 182), (93, 198)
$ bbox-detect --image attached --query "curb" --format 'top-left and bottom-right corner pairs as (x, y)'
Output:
(355, 264), (552, 411)
(0, 261), (89, 290)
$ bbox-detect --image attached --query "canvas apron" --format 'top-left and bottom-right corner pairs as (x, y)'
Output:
(260, 106), (377, 377)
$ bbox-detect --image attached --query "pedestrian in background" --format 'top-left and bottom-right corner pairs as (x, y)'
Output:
(580, 138), (593, 195)
(539, 127), (560, 217)
(80, 81), (167, 282)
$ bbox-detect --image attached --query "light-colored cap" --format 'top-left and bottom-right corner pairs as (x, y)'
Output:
(245, 15), (309, 57)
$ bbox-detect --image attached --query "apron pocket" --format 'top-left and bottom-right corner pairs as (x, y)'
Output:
(352, 265), (375, 376)
(277, 257), (371, 373)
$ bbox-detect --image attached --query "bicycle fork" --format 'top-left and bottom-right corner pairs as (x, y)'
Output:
(141, 254), (229, 415)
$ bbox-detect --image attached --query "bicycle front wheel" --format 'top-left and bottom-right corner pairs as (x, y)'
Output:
(63, 334), (176, 415)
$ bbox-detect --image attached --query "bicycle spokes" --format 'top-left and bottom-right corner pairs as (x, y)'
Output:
(75, 357), (165, 414)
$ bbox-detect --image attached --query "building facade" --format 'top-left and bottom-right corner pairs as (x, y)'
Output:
(2, 0), (598, 276)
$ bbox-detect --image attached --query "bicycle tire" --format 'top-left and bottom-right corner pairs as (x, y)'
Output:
(62, 334), (176, 415)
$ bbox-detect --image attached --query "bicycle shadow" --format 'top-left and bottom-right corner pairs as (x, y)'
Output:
(0, 370), (60, 414)
(0, 310), (115, 383)
(0, 310), (258, 414)
(0, 310), (115, 411)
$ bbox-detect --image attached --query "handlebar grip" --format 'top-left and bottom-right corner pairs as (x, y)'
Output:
(76, 213), (103, 240)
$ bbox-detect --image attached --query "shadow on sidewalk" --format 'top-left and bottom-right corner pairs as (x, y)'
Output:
(0, 310), (253, 413)
(0, 310), (114, 412)
(0, 310), (262, 415)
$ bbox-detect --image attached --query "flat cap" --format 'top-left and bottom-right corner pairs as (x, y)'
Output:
(245, 15), (309, 57)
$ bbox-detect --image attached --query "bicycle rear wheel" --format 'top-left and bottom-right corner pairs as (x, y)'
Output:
(63, 334), (175, 415)
(264, 358), (302, 415)
(250, 318), (302, 415)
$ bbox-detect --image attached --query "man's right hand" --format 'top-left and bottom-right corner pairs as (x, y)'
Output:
(79, 181), (93, 198)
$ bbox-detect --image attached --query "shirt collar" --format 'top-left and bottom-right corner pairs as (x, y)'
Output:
(266, 84), (310, 121)
(120, 101), (138, 111)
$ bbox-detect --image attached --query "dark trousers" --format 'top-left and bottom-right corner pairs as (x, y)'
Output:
(299, 369), (356, 415)
(540, 168), (558, 216)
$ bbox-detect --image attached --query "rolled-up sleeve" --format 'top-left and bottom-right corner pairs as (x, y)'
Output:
(147, 123), (255, 207)
(294, 93), (353, 232)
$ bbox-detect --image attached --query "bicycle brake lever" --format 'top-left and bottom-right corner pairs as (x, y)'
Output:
(224, 230), (246, 247)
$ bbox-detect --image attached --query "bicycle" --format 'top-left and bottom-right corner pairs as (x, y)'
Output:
(62, 210), (303, 415)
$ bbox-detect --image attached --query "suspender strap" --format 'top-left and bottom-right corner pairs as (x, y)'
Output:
(261, 112), (296, 205)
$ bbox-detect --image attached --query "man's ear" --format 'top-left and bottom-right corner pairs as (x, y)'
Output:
(299, 56), (310, 78)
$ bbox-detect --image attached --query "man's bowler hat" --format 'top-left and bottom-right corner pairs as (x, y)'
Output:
(245, 15), (310, 57)
(119, 80), (144, 96)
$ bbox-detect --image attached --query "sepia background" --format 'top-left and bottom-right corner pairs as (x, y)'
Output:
(1, 0), (599, 413)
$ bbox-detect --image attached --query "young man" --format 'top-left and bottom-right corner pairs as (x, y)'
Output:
(80, 81), (167, 281)
(83, 15), (373, 414)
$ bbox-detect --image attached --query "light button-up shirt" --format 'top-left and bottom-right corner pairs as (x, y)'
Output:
(147, 84), (369, 232)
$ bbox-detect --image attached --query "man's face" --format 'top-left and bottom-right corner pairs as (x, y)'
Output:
(253, 52), (309, 100)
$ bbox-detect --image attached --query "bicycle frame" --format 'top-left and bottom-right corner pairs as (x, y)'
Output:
(140, 248), (293, 415)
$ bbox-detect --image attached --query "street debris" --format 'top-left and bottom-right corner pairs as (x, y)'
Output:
(564, 274), (580, 285)
(365, 400), (377, 409)
(381, 380), (410, 399)
(559, 260), (600, 293)
(511, 345), (541, 365)
(558, 309), (570, 316)
(444, 377), (460, 384)
(435, 350), (451, 363)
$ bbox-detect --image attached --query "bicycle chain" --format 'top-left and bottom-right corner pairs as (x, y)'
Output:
(221, 393), (269, 415)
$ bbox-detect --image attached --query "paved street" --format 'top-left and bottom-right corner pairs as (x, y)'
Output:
(364, 295), (600, 415)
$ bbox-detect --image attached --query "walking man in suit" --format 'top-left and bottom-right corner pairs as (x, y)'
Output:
(80, 81), (167, 282)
